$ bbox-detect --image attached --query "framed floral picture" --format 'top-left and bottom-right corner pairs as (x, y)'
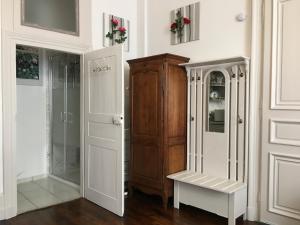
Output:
(170, 2), (200, 45)
(103, 13), (130, 51)
(16, 45), (42, 86)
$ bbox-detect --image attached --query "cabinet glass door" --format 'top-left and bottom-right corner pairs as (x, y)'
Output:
(50, 53), (80, 185)
(202, 69), (230, 178)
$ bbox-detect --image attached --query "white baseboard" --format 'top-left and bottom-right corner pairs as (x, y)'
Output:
(48, 174), (80, 190)
(0, 205), (16, 220)
(17, 174), (48, 184)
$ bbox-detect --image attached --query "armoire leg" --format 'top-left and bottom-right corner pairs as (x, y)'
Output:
(162, 195), (169, 209)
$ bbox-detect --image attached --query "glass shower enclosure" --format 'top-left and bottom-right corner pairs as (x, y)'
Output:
(49, 53), (80, 185)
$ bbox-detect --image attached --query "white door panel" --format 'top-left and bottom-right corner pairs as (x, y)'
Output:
(84, 45), (124, 216)
(260, 0), (300, 224)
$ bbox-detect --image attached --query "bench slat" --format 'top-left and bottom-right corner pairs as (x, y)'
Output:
(167, 170), (195, 179)
(168, 171), (247, 194)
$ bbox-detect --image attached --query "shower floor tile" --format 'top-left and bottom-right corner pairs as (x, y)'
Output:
(17, 177), (80, 215)
(17, 193), (37, 214)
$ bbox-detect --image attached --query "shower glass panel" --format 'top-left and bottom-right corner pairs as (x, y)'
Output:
(50, 53), (80, 185)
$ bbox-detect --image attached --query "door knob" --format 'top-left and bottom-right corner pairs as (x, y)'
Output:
(112, 116), (123, 126)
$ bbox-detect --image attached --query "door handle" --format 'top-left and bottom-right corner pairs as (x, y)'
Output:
(67, 112), (73, 124)
(61, 112), (66, 122)
(112, 115), (123, 126)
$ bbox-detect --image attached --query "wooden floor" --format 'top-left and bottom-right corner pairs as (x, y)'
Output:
(1, 192), (265, 225)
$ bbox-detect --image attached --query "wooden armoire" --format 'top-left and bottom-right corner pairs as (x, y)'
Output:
(127, 54), (190, 208)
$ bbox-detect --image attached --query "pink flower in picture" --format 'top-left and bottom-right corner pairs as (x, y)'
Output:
(111, 18), (119, 26)
(118, 26), (127, 33)
(170, 22), (177, 30)
(183, 17), (191, 25)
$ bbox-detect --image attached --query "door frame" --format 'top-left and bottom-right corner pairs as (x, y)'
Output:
(1, 31), (89, 219)
(247, 0), (264, 222)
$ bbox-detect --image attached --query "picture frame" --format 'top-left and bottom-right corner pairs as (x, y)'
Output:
(16, 45), (43, 86)
(103, 13), (130, 52)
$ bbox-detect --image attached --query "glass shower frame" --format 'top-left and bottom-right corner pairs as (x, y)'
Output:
(48, 53), (81, 185)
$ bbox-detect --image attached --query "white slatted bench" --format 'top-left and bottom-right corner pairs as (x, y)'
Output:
(168, 171), (247, 225)
(168, 58), (250, 225)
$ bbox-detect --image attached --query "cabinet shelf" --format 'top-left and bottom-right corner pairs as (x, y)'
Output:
(210, 83), (225, 87)
(209, 97), (225, 101)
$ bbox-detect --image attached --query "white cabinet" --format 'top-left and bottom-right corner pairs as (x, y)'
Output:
(186, 57), (249, 182)
(168, 57), (250, 225)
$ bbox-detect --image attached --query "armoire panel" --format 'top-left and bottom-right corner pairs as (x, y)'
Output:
(168, 145), (186, 174)
(132, 143), (161, 181)
(167, 64), (187, 138)
(131, 71), (159, 137)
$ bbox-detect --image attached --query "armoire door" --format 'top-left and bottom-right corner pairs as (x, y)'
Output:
(260, 0), (300, 224)
(130, 63), (163, 189)
(84, 45), (124, 216)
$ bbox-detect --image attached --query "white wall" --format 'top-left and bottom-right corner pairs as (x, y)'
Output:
(147, 0), (251, 61)
(16, 87), (48, 180)
(16, 51), (48, 180)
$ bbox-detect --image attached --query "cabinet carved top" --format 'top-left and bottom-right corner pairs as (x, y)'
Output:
(180, 56), (249, 69)
(127, 53), (190, 65)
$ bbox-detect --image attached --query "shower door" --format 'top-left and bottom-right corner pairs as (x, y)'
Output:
(50, 54), (80, 185)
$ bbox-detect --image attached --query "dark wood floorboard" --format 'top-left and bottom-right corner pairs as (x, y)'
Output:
(1, 192), (265, 225)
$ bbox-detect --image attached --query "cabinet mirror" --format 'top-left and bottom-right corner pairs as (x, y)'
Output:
(206, 71), (225, 133)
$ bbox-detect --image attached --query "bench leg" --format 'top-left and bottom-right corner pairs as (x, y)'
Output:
(174, 181), (180, 209)
(228, 193), (236, 225)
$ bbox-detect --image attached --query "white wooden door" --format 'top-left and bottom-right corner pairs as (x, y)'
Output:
(84, 45), (124, 216)
(260, 0), (300, 224)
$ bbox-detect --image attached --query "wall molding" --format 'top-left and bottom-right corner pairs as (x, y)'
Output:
(269, 152), (300, 220)
(270, 119), (300, 147)
(271, 0), (300, 110)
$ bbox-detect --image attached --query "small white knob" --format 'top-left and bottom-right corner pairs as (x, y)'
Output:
(236, 13), (247, 22)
